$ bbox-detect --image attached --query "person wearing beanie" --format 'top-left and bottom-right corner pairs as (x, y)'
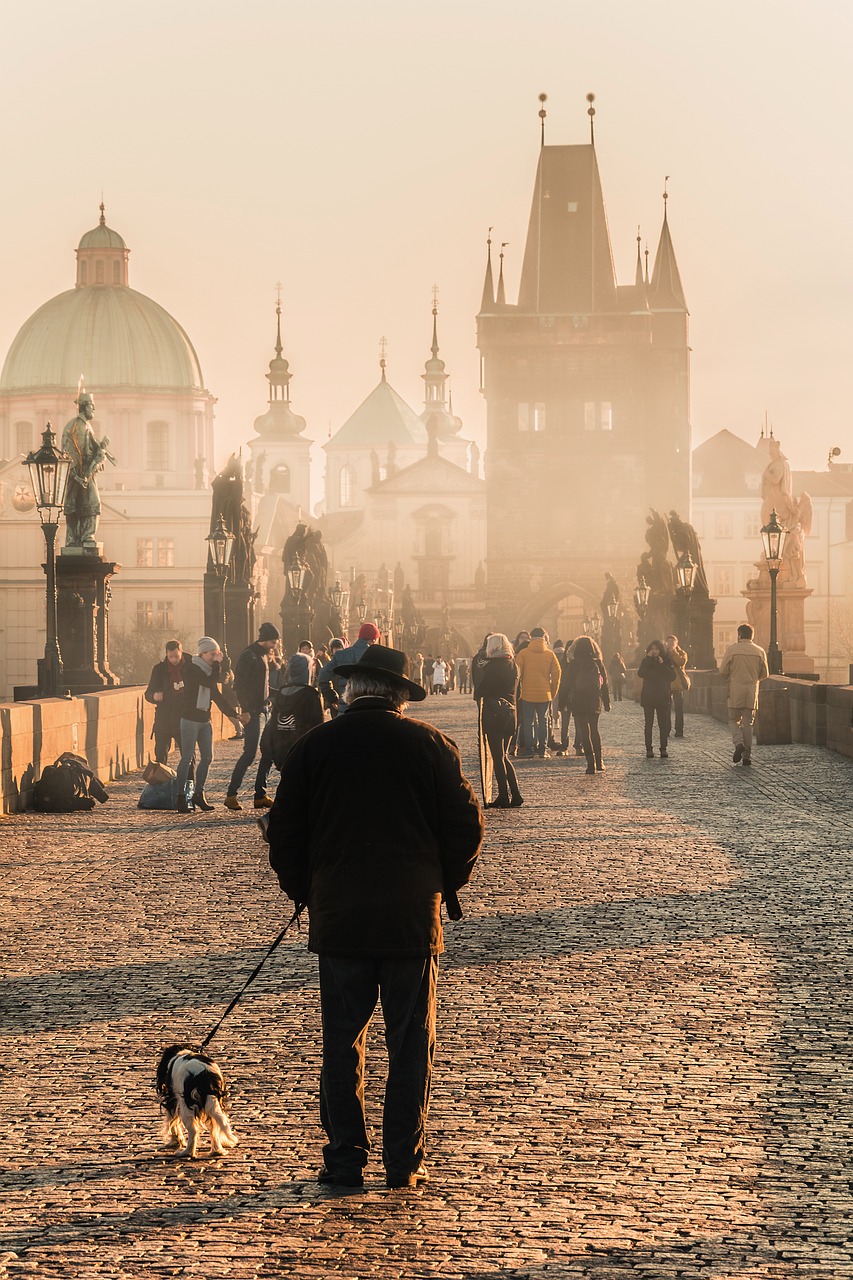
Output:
(176, 638), (247, 813)
(317, 622), (380, 714)
(267, 652), (325, 769)
(224, 623), (281, 811)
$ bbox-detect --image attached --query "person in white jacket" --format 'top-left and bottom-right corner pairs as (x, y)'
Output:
(719, 624), (769, 766)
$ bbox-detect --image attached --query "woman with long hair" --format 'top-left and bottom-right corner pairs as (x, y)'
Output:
(475, 632), (523, 808)
(564, 636), (610, 774)
(636, 639), (676, 758)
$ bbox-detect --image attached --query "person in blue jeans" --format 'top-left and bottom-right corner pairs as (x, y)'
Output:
(224, 622), (281, 811)
(176, 638), (247, 813)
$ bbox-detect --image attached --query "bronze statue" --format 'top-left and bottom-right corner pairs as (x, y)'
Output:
(667, 511), (710, 597)
(601, 572), (620, 613)
(210, 454), (256, 586)
(642, 510), (674, 596)
(62, 391), (115, 549)
(759, 439), (812, 588)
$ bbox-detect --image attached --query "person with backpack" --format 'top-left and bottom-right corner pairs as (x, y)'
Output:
(636, 640), (676, 759)
(268, 653), (325, 769)
(175, 638), (247, 813)
(563, 636), (611, 774)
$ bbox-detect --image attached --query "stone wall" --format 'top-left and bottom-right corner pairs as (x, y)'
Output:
(628, 668), (853, 759)
(0, 687), (232, 814)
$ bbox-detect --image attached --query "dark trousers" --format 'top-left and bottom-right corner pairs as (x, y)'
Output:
(227, 710), (272, 797)
(644, 701), (670, 751)
(485, 728), (521, 802)
(575, 711), (602, 767)
(318, 954), (437, 1179)
(153, 715), (180, 764)
(670, 690), (684, 735)
(611, 682), (623, 702)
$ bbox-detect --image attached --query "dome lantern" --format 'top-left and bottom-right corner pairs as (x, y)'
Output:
(75, 202), (129, 288)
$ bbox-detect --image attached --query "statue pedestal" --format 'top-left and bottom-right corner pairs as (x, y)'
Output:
(225, 582), (255, 659)
(685, 595), (717, 671)
(742, 582), (814, 676)
(56, 555), (121, 693)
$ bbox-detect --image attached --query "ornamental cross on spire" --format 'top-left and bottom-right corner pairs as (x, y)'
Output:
(432, 283), (439, 316)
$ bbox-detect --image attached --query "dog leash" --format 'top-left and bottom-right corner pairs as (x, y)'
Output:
(199, 906), (303, 1051)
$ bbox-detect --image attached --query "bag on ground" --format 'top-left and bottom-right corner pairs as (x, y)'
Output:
(33, 752), (108, 812)
(138, 778), (180, 810)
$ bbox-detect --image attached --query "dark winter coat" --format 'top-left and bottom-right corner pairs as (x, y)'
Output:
(145, 655), (191, 725)
(636, 654), (676, 707)
(233, 642), (271, 715)
(180, 659), (239, 724)
(564, 656), (611, 715)
(475, 656), (519, 734)
(268, 684), (325, 768)
(267, 698), (484, 957)
(317, 637), (374, 700)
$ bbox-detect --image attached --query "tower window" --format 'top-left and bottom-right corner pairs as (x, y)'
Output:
(95, 260), (104, 284)
(15, 422), (32, 456)
(270, 464), (291, 494)
(146, 421), (170, 471)
(584, 402), (613, 431)
(518, 403), (546, 433)
(113, 260), (121, 284)
(339, 464), (354, 508)
(79, 260), (88, 285)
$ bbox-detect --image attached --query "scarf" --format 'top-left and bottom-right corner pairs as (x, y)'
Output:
(192, 654), (214, 713)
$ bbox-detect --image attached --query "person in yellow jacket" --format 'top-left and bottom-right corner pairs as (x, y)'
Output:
(515, 627), (562, 758)
(719, 623), (769, 766)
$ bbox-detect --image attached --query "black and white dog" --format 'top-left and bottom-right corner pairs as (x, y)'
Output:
(156, 1045), (238, 1158)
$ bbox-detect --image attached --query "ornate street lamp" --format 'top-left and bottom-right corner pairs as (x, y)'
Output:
(206, 515), (235, 658)
(605, 601), (619, 620)
(356, 597), (367, 623)
(25, 423), (72, 696)
(330, 580), (343, 611)
(633, 582), (650, 618)
(761, 508), (788, 675)
(675, 550), (696, 595)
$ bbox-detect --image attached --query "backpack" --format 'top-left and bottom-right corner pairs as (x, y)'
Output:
(33, 752), (108, 813)
(572, 660), (604, 702)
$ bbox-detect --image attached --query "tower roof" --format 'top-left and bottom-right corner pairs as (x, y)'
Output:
(650, 206), (688, 312)
(327, 375), (427, 450)
(517, 144), (617, 314)
(478, 235), (495, 315)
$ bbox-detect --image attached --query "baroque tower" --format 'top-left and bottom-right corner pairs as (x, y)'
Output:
(477, 101), (690, 632)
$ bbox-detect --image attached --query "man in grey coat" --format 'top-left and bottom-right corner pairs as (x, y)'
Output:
(719, 624), (769, 766)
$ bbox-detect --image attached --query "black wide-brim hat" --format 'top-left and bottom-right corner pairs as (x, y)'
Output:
(335, 645), (427, 701)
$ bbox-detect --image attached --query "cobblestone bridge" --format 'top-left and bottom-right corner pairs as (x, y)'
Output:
(2, 698), (852, 1279)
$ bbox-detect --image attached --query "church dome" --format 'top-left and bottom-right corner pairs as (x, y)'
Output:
(0, 207), (207, 395)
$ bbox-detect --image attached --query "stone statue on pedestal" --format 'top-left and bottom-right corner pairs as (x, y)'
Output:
(760, 438), (812, 589)
(62, 390), (115, 551)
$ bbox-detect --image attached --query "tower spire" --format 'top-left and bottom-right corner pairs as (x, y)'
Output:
(586, 92), (596, 145)
(274, 281), (283, 358)
(650, 181), (687, 312)
(423, 291), (448, 415)
(635, 226), (644, 288)
(379, 335), (388, 382)
(497, 242), (508, 306)
(431, 284), (439, 357)
(479, 228), (495, 313)
(538, 93), (547, 147)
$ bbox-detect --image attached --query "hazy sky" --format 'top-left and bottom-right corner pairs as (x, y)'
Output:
(3, 0), (851, 492)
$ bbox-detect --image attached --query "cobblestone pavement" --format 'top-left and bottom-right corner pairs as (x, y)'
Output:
(2, 699), (853, 1279)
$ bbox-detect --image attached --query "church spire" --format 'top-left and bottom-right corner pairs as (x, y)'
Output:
(479, 229), (495, 313)
(650, 179), (687, 312)
(635, 227), (644, 288)
(496, 243), (508, 306)
(266, 286), (292, 403)
(422, 290), (448, 414)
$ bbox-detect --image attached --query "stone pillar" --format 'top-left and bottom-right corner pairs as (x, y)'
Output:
(685, 595), (718, 671)
(225, 583), (254, 659)
(56, 554), (121, 693)
(743, 579), (814, 676)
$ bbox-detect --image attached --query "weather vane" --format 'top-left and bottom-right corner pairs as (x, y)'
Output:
(586, 92), (596, 145)
(538, 93), (548, 146)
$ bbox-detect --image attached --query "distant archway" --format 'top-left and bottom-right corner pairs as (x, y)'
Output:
(509, 580), (599, 639)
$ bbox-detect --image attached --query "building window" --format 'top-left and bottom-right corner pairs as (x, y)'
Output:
(136, 538), (153, 567)
(270, 464), (291, 494)
(715, 568), (733, 596)
(113, 260), (121, 284)
(136, 600), (154, 629)
(744, 513), (761, 539)
(157, 538), (174, 567)
(714, 511), (733, 538)
(518, 403), (546, 432)
(716, 626), (735, 653)
(15, 422), (32, 456)
(146, 421), (170, 471)
(339, 464), (354, 508)
(79, 260), (88, 285)
(584, 402), (596, 431)
(583, 402), (612, 431)
(95, 260), (104, 284)
(156, 601), (175, 629)
(600, 402), (612, 430)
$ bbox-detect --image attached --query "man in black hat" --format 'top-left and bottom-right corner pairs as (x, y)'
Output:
(224, 622), (281, 811)
(267, 645), (483, 1190)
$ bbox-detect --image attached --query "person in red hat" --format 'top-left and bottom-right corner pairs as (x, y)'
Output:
(268, 645), (483, 1191)
(317, 621), (380, 714)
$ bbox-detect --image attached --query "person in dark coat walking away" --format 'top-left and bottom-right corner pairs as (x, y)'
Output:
(145, 640), (191, 764)
(267, 653), (324, 769)
(475, 632), (523, 808)
(564, 636), (611, 773)
(176, 638), (247, 812)
(224, 622), (281, 811)
(636, 640), (676, 758)
(608, 652), (627, 702)
(317, 622), (380, 713)
(267, 645), (483, 1190)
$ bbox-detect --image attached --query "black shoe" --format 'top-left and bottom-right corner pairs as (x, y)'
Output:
(176, 794), (190, 814)
(317, 1166), (363, 1189)
(645, 749), (654, 758)
(194, 792), (215, 812)
(733, 743), (744, 763)
(509, 795), (524, 807)
(585, 765), (596, 775)
(555, 749), (566, 758)
(486, 796), (511, 809)
(659, 750), (668, 758)
(595, 762), (606, 772)
(742, 757), (752, 766)
(674, 732), (684, 738)
(386, 1165), (429, 1189)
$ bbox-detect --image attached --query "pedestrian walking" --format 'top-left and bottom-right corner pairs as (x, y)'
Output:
(608, 652), (627, 702)
(665, 635), (690, 736)
(475, 633), (523, 808)
(224, 622), (281, 811)
(636, 640), (676, 758)
(267, 645), (484, 1189)
(318, 623), (381, 713)
(267, 653), (324, 769)
(144, 640), (191, 764)
(431, 656), (448, 695)
(719, 624), (769, 766)
(554, 639), (574, 755)
(175, 638), (247, 813)
(564, 636), (610, 774)
(515, 628), (561, 758)
(411, 652), (425, 689)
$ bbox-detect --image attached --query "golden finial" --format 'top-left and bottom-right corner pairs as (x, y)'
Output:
(538, 93), (547, 147)
(663, 175), (670, 215)
(379, 335), (388, 381)
(586, 92), (596, 145)
(432, 283), (439, 317)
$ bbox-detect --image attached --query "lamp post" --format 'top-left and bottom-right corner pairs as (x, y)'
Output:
(356, 597), (367, 623)
(761, 509), (787, 675)
(288, 555), (309, 643)
(206, 515), (235, 658)
(25, 423), (72, 696)
(675, 549), (696, 660)
(633, 582), (650, 619)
